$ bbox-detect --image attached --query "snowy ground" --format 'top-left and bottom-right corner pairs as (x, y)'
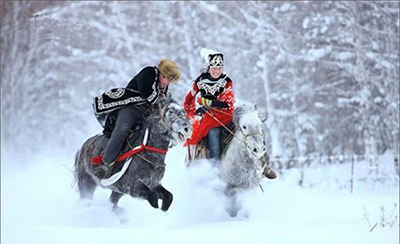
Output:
(2, 144), (399, 244)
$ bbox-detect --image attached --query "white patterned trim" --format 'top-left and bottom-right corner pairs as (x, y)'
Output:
(105, 88), (125, 99)
(147, 68), (159, 104)
(96, 95), (144, 112)
(147, 81), (159, 104)
(223, 86), (233, 93)
(197, 76), (227, 96)
(190, 81), (197, 96)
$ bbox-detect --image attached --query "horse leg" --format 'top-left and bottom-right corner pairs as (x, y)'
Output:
(131, 183), (159, 209)
(155, 185), (173, 212)
(109, 191), (124, 208)
(74, 135), (102, 200)
(109, 191), (127, 219)
(76, 164), (97, 200)
(224, 184), (240, 218)
(74, 145), (97, 200)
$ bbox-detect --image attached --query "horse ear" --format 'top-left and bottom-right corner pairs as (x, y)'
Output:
(253, 104), (257, 110)
(258, 111), (268, 123)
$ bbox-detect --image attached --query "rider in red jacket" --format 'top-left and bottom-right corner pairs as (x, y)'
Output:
(183, 49), (277, 179)
(183, 50), (235, 160)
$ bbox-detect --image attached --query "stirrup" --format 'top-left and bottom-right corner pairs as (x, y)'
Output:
(94, 161), (115, 179)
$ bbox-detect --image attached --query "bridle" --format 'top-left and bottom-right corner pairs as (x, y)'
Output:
(204, 107), (264, 150)
(159, 103), (190, 148)
(239, 126), (264, 141)
(159, 105), (174, 135)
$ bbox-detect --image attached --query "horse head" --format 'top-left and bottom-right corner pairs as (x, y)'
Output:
(156, 97), (192, 144)
(233, 104), (267, 160)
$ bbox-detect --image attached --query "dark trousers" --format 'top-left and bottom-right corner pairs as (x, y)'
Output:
(102, 105), (147, 164)
(208, 127), (222, 160)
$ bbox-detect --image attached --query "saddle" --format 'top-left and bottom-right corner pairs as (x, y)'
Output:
(91, 122), (145, 175)
(191, 122), (235, 161)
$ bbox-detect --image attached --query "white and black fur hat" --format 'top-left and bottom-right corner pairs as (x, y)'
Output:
(200, 48), (224, 68)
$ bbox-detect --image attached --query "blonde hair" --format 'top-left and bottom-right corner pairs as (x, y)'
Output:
(157, 59), (180, 83)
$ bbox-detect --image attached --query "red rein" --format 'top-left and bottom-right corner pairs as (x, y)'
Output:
(92, 144), (168, 164)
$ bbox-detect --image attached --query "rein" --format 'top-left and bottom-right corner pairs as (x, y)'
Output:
(92, 128), (168, 166)
(159, 113), (173, 135)
(128, 105), (177, 168)
(205, 107), (262, 148)
(120, 143), (168, 162)
(124, 127), (168, 168)
(137, 152), (166, 168)
(206, 107), (237, 136)
(239, 127), (264, 140)
(159, 105), (176, 136)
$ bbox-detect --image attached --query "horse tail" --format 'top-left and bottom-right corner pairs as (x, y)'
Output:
(71, 149), (81, 189)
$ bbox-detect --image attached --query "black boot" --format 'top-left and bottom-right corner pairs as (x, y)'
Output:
(263, 166), (277, 179)
(261, 153), (277, 180)
(93, 160), (115, 179)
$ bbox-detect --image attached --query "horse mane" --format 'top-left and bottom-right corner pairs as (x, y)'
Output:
(146, 96), (178, 130)
(233, 104), (256, 131)
(156, 97), (178, 112)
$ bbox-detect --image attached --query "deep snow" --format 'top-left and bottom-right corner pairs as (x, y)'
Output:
(2, 145), (399, 244)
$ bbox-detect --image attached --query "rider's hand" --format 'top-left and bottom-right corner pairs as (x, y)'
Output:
(211, 99), (229, 108)
(197, 97), (212, 107)
(195, 107), (208, 116)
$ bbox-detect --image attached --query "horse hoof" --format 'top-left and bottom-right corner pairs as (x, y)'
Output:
(161, 201), (172, 212)
(161, 193), (173, 212)
(112, 206), (125, 215)
(148, 192), (159, 209)
(226, 208), (238, 218)
(112, 206), (129, 223)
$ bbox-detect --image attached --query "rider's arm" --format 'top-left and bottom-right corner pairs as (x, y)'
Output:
(183, 80), (199, 119)
(215, 77), (235, 111)
(136, 67), (159, 104)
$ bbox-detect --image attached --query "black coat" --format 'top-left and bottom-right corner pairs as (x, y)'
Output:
(101, 66), (167, 164)
(93, 66), (166, 116)
(127, 66), (167, 105)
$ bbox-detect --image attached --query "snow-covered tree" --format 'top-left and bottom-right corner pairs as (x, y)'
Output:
(1, 1), (398, 172)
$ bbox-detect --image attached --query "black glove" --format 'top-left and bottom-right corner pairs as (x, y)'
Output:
(211, 99), (229, 108)
(195, 106), (208, 116)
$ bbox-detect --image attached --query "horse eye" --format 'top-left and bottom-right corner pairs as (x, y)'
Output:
(243, 126), (247, 129)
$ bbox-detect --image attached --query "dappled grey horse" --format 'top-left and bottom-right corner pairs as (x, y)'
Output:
(221, 104), (268, 189)
(74, 97), (191, 212)
(186, 104), (269, 216)
(220, 104), (269, 216)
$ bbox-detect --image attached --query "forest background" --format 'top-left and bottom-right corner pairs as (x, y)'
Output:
(1, 1), (399, 180)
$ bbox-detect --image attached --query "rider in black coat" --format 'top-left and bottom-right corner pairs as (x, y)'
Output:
(95, 59), (180, 179)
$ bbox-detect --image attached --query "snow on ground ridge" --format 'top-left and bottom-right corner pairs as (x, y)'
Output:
(1, 145), (399, 244)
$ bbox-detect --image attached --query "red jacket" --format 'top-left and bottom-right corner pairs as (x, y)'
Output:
(183, 73), (235, 145)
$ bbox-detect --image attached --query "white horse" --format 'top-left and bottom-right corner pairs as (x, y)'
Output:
(187, 103), (269, 217)
(220, 103), (268, 190)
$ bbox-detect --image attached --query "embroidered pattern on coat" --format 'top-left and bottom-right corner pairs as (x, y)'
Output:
(197, 78), (227, 96)
(147, 68), (159, 104)
(190, 81), (197, 96)
(105, 88), (125, 99)
(96, 95), (144, 112)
